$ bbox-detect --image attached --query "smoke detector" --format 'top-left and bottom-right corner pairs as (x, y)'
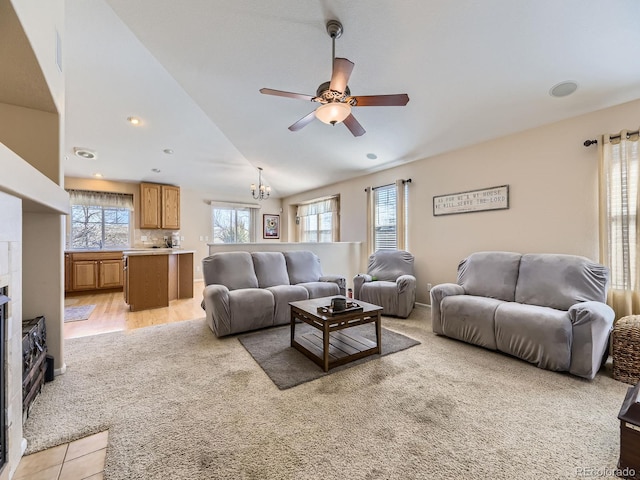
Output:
(549, 81), (578, 98)
(73, 147), (97, 160)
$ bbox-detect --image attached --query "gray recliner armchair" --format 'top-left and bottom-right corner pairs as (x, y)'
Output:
(353, 250), (416, 318)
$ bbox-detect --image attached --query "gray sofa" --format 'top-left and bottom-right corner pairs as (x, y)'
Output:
(202, 250), (346, 337)
(430, 251), (615, 380)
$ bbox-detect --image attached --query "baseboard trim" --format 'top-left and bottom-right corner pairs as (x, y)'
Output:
(54, 363), (67, 376)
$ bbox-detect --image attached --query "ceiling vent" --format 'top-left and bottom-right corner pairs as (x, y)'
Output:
(73, 147), (97, 160)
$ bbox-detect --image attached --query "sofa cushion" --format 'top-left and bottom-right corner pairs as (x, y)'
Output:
(228, 288), (274, 334)
(298, 281), (339, 298)
(267, 285), (309, 325)
(252, 252), (290, 288)
(514, 254), (609, 310)
(457, 251), (521, 302)
(495, 302), (571, 371)
(440, 295), (503, 350)
(283, 251), (323, 284)
(202, 252), (258, 290)
(360, 281), (401, 316)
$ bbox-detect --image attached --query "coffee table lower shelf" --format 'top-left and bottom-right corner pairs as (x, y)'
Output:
(292, 329), (379, 371)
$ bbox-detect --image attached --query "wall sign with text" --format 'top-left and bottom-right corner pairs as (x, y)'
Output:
(433, 185), (509, 216)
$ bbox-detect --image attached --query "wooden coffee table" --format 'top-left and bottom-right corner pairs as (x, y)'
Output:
(289, 296), (383, 372)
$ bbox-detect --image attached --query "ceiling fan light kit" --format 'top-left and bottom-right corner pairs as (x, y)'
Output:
(259, 19), (409, 137)
(315, 102), (351, 125)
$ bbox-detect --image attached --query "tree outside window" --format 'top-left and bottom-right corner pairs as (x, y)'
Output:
(212, 207), (254, 243)
(71, 205), (130, 249)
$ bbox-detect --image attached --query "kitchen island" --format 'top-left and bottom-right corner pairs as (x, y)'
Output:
(123, 249), (195, 311)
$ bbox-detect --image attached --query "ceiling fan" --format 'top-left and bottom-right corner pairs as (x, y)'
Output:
(259, 20), (409, 137)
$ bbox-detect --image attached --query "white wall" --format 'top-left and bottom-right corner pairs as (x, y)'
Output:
(10, 0), (65, 113)
(282, 98), (640, 304)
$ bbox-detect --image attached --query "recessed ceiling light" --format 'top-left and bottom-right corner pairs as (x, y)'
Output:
(73, 147), (97, 160)
(366, 153), (378, 160)
(93, 173), (103, 178)
(151, 168), (161, 173)
(549, 81), (578, 98)
(163, 148), (174, 155)
(127, 116), (141, 125)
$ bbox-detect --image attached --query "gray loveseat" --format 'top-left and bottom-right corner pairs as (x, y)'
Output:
(202, 250), (346, 337)
(430, 251), (615, 380)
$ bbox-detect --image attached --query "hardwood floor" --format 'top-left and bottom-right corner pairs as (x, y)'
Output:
(64, 280), (205, 339)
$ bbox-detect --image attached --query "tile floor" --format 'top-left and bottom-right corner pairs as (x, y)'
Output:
(14, 431), (108, 480)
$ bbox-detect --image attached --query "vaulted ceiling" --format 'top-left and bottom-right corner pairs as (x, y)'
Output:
(59, 0), (640, 198)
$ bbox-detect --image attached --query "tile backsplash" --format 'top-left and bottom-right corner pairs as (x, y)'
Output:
(134, 229), (179, 248)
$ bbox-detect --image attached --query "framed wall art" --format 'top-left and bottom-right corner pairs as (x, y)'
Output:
(433, 185), (509, 216)
(263, 214), (280, 239)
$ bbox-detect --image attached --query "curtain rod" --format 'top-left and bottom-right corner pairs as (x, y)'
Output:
(66, 189), (133, 197)
(584, 130), (640, 147)
(364, 179), (412, 192)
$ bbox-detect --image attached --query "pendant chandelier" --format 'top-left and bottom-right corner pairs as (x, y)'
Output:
(250, 167), (271, 200)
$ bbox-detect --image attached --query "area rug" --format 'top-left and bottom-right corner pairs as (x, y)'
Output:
(22, 308), (630, 480)
(63, 304), (96, 322)
(238, 323), (420, 389)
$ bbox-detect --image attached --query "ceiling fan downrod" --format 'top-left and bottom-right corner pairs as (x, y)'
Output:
(326, 20), (343, 66)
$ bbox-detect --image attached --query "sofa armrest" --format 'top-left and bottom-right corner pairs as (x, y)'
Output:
(202, 284), (231, 337)
(353, 274), (373, 299)
(319, 275), (346, 296)
(396, 274), (416, 294)
(430, 283), (465, 335)
(568, 301), (615, 380)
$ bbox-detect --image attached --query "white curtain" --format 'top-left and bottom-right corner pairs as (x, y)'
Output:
(67, 189), (134, 210)
(599, 129), (640, 320)
(296, 196), (339, 242)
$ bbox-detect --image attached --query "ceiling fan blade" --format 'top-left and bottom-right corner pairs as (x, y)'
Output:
(288, 111), (317, 132)
(329, 58), (354, 93)
(343, 114), (365, 137)
(260, 88), (315, 102)
(351, 94), (410, 107)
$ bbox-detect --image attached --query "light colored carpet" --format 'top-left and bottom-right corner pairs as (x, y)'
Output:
(63, 304), (96, 322)
(238, 323), (420, 389)
(23, 306), (629, 479)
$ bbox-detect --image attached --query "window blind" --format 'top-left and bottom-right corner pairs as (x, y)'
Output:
(374, 185), (397, 250)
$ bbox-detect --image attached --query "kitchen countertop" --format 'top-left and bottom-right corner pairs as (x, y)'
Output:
(66, 248), (195, 255)
(122, 248), (195, 256)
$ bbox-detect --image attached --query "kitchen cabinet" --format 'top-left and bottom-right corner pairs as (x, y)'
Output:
(98, 258), (124, 288)
(64, 253), (72, 292)
(140, 183), (161, 229)
(66, 251), (124, 292)
(71, 260), (98, 290)
(161, 185), (180, 229)
(123, 250), (193, 311)
(140, 183), (180, 229)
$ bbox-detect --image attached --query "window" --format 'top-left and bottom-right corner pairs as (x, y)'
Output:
(296, 196), (339, 242)
(368, 180), (409, 252)
(212, 204), (256, 243)
(373, 185), (397, 250)
(68, 190), (133, 249)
